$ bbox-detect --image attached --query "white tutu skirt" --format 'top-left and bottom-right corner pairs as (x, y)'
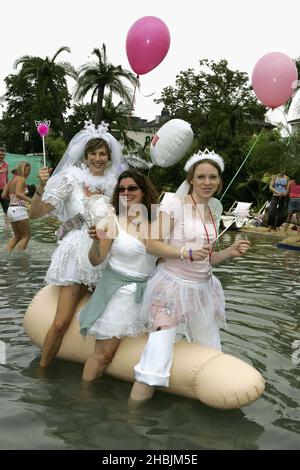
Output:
(140, 267), (226, 343)
(45, 227), (107, 288)
(87, 283), (146, 340)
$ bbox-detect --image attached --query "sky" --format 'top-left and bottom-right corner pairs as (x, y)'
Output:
(1, 0), (300, 124)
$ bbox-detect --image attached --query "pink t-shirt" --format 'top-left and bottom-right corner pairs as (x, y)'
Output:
(161, 196), (217, 282)
(289, 181), (300, 199)
(0, 161), (8, 189)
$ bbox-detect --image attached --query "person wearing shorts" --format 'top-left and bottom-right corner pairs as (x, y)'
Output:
(6, 161), (31, 251)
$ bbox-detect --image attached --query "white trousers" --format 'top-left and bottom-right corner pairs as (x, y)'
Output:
(134, 320), (222, 387)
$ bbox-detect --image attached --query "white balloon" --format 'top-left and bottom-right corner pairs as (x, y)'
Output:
(150, 119), (194, 168)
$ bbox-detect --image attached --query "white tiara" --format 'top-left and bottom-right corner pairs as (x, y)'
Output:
(184, 148), (225, 173)
(83, 120), (111, 146)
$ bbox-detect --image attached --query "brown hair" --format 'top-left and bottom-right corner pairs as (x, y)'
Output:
(111, 170), (159, 222)
(84, 138), (111, 160)
(186, 158), (223, 194)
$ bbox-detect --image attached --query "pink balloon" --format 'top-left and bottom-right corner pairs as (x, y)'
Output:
(37, 122), (50, 137)
(252, 52), (298, 108)
(126, 16), (170, 75)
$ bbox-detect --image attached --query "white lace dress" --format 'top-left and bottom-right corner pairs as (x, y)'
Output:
(87, 225), (157, 340)
(42, 165), (116, 288)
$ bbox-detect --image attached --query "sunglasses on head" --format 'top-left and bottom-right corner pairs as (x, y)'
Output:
(118, 185), (140, 193)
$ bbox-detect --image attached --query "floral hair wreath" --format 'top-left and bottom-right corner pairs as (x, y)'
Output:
(184, 148), (225, 173)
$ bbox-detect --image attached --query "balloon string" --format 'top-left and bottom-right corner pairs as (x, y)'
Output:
(220, 127), (264, 202)
(275, 107), (292, 145)
(127, 74), (139, 128)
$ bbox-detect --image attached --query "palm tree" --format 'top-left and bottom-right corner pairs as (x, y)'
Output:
(75, 44), (137, 125)
(102, 93), (132, 142)
(15, 47), (77, 142)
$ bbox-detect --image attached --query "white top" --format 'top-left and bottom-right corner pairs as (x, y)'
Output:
(109, 222), (157, 279)
(42, 165), (115, 223)
(43, 165), (115, 288)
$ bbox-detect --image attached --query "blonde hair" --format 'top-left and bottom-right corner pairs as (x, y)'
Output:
(15, 161), (31, 177)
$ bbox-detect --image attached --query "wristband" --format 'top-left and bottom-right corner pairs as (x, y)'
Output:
(188, 248), (193, 262)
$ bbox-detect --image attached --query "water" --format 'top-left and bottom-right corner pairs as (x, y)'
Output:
(0, 216), (299, 450)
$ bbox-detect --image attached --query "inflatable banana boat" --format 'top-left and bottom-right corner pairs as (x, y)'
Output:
(24, 285), (265, 410)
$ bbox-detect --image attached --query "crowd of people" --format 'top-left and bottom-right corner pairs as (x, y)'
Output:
(1, 120), (298, 403)
(266, 170), (300, 233)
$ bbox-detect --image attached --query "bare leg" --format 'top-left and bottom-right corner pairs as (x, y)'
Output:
(130, 381), (154, 401)
(82, 337), (120, 381)
(39, 284), (87, 367)
(283, 213), (292, 232)
(4, 213), (10, 227)
(7, 222), (21, 250)
(15, 219), (30, 250)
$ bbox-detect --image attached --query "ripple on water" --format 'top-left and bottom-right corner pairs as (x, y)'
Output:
(0, 220), (299, 450)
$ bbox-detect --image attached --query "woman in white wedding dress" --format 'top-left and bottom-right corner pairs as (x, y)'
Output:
(29, 122), (122, 369)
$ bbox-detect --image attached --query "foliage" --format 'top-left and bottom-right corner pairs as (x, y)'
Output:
(154, 59), (267, 207)
(46, 135), (67, 168)
(66, 103), (97, 137)
(14, 47), (77, 142)
(246, 130), (289, 176)
(2, 49), (299, 207)
(66, 96), (133, 145)
(0, 73), (38, 153)
(101, 93), (132, 143)
(75, 44), (137, 125)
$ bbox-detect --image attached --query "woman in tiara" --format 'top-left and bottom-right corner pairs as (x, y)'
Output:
(29, 121), (123, 369)
(130, 150), (251, 402)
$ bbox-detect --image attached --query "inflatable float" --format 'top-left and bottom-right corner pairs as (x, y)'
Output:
(277, 234), (300, 251)
(24, 285), (265, 410)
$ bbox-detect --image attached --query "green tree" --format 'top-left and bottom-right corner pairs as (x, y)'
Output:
(232, 129), (300, 208)
(46, 135), (67, 168)
(0, 73), (41, 153)
(101, 93), (132, 144)
(155, 59), (267, 206)
(66, 103), (97, 138)
(75, 44), (137, 125)
(14, 47), (77, 142)
(66, 95), (131, 145)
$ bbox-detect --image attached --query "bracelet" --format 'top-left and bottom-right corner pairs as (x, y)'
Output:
(188, 248), (194, 262)
(35, 188), (44, 197)
(180, 246), (185, 260)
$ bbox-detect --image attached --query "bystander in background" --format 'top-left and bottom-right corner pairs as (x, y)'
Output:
(0, 147), (9, 225)
(267, 171), (289, 231)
